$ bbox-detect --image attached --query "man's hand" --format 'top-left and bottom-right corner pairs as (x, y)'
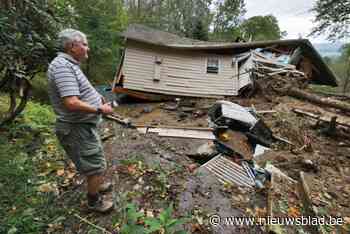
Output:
(99, 103), (113, 115)
(63, 96), (113, 115)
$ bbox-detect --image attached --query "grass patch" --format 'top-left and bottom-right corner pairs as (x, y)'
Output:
(0, 96), (68, 233)
(309, 84), (342, 95)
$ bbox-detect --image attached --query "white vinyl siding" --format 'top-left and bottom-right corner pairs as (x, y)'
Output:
(122, 42), (239, 97)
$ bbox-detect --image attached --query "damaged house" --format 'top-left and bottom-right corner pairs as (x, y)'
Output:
(113, 24), (337, 99)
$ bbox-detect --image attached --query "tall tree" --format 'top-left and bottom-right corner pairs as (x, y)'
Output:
(339, 43), (350, 94)
(192, 18), (209, 40)
(69, 0), (128, 82)
(311, 0), (350, 40)
(0, 0), (66, 124)
(212, 0), (246, 41)
(124, 0), (212, 40)
(239, 15), (286, 41)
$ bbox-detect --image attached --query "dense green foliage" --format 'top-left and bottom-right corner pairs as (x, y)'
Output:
(240, 15), (287, 41)
(212, 0), (246, 40)
(63, 0), (128, 83)
(0, 0), (61, 80)
(0, 97), (66, 233)
(323, 44), (350, 94)
(311, 0), (350, 40)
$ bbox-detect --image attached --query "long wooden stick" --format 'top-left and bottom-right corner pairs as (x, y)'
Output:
(74, 214), (112, 234)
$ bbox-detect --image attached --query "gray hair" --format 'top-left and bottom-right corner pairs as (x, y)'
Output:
(58, 29), (87, 52)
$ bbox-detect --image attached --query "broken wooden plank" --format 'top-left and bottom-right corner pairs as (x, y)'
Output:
(133, 124), (214, 131)
(265, 164), (297, 183)
(293, 108), (350, 128)
(253, 54), (296, 69)
(273, 135), (294, 145)
(136, 127), (148, 134)
(298, 172), (322, 234)
(256, 110), (277, 114)
(266, 171), (275, 233)
(157, 129), (215, 140)
(104, 114), (133, 127)
(147, 128), (163, 133)
(101, 133), (115, 142)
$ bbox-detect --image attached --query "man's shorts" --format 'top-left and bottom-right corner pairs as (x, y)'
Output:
(55, 121), (106, 176)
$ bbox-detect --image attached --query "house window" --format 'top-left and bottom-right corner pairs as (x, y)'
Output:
(207, 57), (219, 74)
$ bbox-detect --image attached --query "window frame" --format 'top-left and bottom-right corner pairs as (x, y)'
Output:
(206, 57), (220, 74)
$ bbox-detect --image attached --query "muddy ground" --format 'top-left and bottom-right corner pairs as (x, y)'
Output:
(56, 93), (350, 234)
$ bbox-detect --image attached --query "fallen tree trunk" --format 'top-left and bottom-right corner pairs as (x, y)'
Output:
(287, 88), (350, 113)
(266, 76), (350, 113)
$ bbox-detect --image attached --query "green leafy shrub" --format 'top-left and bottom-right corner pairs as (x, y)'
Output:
(144, 203), (189, 234)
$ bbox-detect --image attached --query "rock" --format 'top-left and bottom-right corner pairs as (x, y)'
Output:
(324, 192), (332, 200)
(142, 106), (153, 113)
(138, 177), (144, 185)
(327, 191), (339, 199)
(274, 155), (287, 163)
(197, 142), (216, 156)
(177, 112), (188, 120)
(181, 107), (195, 113)
(133, 184), (141, 190)
(161, 153), (173, 160)
(162, 104), (177, 111)
(187, 163), (199, 173)
(301, 159), (319, 173)
(194, 110), (206, 118)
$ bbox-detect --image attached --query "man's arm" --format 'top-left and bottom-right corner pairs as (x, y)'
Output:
(63, 96), (113, 114)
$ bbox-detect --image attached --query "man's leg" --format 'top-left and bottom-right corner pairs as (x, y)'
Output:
(87, 174), (102, 196)
(86, 173), (113, 213)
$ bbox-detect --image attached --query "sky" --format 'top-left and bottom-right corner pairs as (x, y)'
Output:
(244, 0), (325, 43)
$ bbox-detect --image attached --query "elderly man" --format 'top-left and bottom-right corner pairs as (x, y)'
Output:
(47, 29), (114, 213)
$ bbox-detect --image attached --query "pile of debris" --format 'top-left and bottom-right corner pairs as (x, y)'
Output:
(104, 93), (350, 233)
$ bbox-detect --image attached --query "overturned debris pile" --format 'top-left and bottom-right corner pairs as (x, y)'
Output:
(103, 92), (350, 233)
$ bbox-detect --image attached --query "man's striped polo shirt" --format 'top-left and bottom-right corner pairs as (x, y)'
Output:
(47, 52), (102, 124)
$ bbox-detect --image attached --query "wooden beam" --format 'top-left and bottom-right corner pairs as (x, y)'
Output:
(298, 172), (322, 234)
(157, 129), (216, 140)
(134, 124), (214, 131)
(112, 87), (175, 101)
(293, 108), (350, 128)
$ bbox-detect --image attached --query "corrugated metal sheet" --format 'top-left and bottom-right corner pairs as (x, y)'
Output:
(201, 154), (255, 187)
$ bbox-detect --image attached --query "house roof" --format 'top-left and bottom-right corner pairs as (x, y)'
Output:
(122, 24), (338, 86)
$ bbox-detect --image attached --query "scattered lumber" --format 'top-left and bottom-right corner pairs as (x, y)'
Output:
(293, 108), (350, 129)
